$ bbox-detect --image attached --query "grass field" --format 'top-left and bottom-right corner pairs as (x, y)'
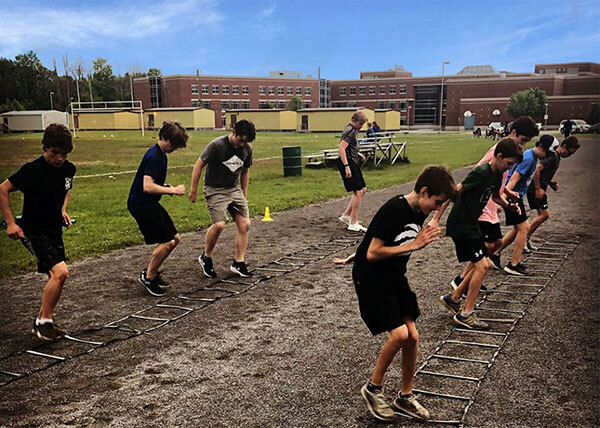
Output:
(0, 130), (534, 278)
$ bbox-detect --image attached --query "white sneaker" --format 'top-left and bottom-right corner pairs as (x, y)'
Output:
(347, 222), (367, 232)
(338, 214), (351, 225)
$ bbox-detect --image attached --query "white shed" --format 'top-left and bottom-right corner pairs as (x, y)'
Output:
(1, 110), (69, 132)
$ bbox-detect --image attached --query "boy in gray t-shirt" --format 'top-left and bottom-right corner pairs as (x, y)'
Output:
(189, 120), (256, 278)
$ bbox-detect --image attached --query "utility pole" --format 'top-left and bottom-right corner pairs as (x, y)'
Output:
(439, 61), (449, 131)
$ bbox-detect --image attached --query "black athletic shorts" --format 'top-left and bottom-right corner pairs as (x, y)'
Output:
(451, 237), (487, 263)
(23, 231), (66, 274)
(337, 158), (366, 192)
(478, 221), (502, 243)
(526, 190), (549, 210)
(505, 197), (528, 226)
(353, 272), (420, 336)
(129, 204), (178, 245)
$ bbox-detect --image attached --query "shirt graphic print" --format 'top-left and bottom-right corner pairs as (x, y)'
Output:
(222, 154), (244, 173)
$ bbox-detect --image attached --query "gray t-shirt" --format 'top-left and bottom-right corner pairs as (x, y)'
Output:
(201, 135), (253, 188)
(340, 124), (359, 164)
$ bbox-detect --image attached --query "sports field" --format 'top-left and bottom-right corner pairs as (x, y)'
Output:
(0, 130), (511, 278)
(0, 135), (597, 427)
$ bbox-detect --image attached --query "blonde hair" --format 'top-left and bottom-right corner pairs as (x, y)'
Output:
(351, 110), (368, 124)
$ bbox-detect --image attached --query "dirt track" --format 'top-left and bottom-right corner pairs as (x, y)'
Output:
(1, 137), (598, 427)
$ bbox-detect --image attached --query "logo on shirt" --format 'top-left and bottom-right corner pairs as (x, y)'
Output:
(222, 155), (244, 173)
(65, 177), (73, 190)
(480, 185), (495, 203)
(393, 223), (421, 256)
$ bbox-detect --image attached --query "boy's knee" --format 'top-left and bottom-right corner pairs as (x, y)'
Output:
(212, 221), (226, 232)
(239, 217), (251, 232)
(51, 264), (69, 282)
(172, 234), (181, 246)
(474, 259), (490, 273)
(517, 222), (530, 233)
(389, 326), (409, 345)
(540, 210), (550, 221)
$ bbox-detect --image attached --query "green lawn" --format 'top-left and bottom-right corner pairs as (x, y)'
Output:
(0, 130), (532, 278)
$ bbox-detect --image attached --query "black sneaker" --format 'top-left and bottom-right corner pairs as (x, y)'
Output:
(142, 269), (170, 289)
(489, 254), (502, 270)
(504, 262), (528, 276)
(198, 252), (217, 278)
(230, 260), (252, 278)
(138, 270), (166, 296)
(31, 320), (64, 341)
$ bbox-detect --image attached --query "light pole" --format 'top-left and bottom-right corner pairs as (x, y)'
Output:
(49, 92), (54, 110)
(407, 105), (411, 130)
(544, 103), (549, 130)
(439, 61), (449, 131)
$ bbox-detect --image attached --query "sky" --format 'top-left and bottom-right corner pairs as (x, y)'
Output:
(1, 0), (599, 79)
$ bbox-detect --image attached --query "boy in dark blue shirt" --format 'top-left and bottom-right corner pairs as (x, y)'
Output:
(128, 120), (188, 296)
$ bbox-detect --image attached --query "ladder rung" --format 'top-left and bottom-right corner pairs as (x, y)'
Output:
(0, 369), (22, 377)
(412, 388), (471, 401)
(176, 295), (215, 302)
(218, 279), (256, 286)
(486, 289), (537, 296)
(130, 314), (169, 322)
(63, 335), (103, 346)
(500, 282), (545, 288)
(253, 267), (290, 272)
(25, 350), (65, 361)
(445, 340), (500, 349)
(483, 298), (529, 304)
(155, 304), (193, 311)
(454, 328), (506, 337)
(431, 354), (490, 365)
(417, 370), (480, 382)
(476, 306), (525, 314)
(204, 287), (237, 294)
(478, 317), (518, 323)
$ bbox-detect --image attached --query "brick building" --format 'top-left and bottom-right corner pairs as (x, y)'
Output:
(133, 62), (599, 130)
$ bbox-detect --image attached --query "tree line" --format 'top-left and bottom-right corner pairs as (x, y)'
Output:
(0, 51), (161, 113)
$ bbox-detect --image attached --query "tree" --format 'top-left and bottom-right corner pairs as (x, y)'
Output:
(288, 95), (303, 111)
(92, 57), (117, 101)
(148, 68), (162, 77)
(506, 87), (548, 119)
(586, 102), (599, 125)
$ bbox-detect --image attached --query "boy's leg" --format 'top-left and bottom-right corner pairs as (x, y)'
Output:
(233, 212), (251, 262)
(371, 324), (408, 386)
(147, 234), (180, 279)
(462, 258), (489, 313)
(349, 188), (365, 223)
(510, 220), (530, 265)
(205, 221), (226, 257)
(39, 261), (68, 320)
(528, 208), (549, 239)
(400, 320), (419, 395)
(494, 227), (517, 255)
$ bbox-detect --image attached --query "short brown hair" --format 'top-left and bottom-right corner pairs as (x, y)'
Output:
(42, 123), (73, 153)
(351, 110), (368, 124)
(414, 165), (458, 202)
(561, 135), (580, 150)
(495, 137), (523, 161)
(159, 120), (188, 149)
(511, 116), (539, 139)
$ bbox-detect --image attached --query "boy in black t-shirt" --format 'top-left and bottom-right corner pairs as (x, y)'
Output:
(128, 121), (189, 297)
(355, 166), (457, 422)
(434, 138), (523, 331)
(0, 124), (76, 341)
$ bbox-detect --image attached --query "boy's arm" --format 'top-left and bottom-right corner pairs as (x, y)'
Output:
(504, 171), (521, 194)
(143, 176), (185, 196)
(62, 189), (72, 228)
(188, 157), (206, 203)
(0, 179), (25, 239)
(532, 163), (545, 199)
(428, 183), (462, 228)
(366, 225), (441, 262)
(240, 167), (250, 197)
(338, 139), (352, 178)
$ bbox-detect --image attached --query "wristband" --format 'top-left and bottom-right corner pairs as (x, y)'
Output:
(343, 164), (349, 167)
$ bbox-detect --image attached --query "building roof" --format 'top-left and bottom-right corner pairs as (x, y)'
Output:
(1, 110), (63, 116)
(456, 65), (498, 76)
(145, 107), (208, 111)
(298, 107), (370, 112)
(225, 109), (290, 112)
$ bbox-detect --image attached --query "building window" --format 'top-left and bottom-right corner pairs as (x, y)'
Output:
(303, 101), (311, 108)
(242, 101), (250, 109)
(389, 85), (396, 95)
(268, 86), (275, 95)
(222, 116), (227, 127)
(259, 86), (266, 95)
(369, 86), (376, 95)
(278, 101), (286, 109)
(287, 87), (293, 95)
(222, 85), (229, 94)
(399, 85), (406, 94)
(191, 99), (200, 107)
(349, 87), (356, 95)
(221, 101), (229, 110)
(191, 84), (199, 94)
(340, 87), (347, 96)
(296, 87), (302, 95)
(378, 101), (386, 109)
(203, 100), (211, 109)
(305, 87), (311, 95)
(400, 101), (407, 111)
(232, 86), (239, 94)
(212, 85), (219, 94)
(359, 87), (366, 95)
(242, 86), (249, 94)
(389, 101), (396, 110)
(202, 85), (209, 94)
(278, 86), (284, 95)
(259, 101), (268, 109)
(379, 86), (386, 95)
(348, 101), (357, 107)
(232, 100), (239, 109)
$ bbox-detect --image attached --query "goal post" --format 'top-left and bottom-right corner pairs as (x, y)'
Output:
(70, 100), (145, 138)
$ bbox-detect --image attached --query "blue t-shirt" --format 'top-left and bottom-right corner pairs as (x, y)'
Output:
(127, 144), (167, 210)
(506, 148), (538, 197)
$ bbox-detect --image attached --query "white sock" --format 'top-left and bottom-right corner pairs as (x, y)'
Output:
(36, 317), (53, 325)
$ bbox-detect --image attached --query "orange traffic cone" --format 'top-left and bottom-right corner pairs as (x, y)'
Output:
(262, 206), (273, 221)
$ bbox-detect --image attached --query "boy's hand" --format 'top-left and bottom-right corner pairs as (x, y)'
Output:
(358, 152), (366, 160)
(426, 218), (439, 229)
(414, 224), (440, 249)
(172, 184), (186, 196)
(62, 211), (72, 228)
(505, 189), (520, 201)
(188, 190), (197, 203)
(6, 222), (25, 240)
(549, 181), (558, 191)
(535, 188), (545, 200)
(345, 165), (352, 178)
(507, 202), (521, 215)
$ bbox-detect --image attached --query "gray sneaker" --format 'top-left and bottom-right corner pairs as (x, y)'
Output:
(453, 312), (489, 330)
(440, 294), (461, 315)
(360, 383), (395, 422)
(393, 392), (430, 420)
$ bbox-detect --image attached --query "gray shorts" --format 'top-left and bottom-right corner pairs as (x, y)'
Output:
(204, 186), (249, 223)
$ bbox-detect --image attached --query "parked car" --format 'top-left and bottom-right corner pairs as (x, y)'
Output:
(586, 123), (600, 134)
(559, 119), (590, 134)
(488, 122), (504, 133)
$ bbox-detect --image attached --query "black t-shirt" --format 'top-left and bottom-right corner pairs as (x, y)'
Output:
(8, 155), (76, 234)
(353, 195), (427, 280)
(127, 144), (167, 210)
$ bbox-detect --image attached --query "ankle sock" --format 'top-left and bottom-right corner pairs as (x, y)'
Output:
(36, 317), (52, 326)
(400, 392), (413, 398)
(460, 311), (473, 318)
(367, 381), (382, 393)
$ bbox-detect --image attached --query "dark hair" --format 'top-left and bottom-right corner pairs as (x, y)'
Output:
(536, 134), (554, 153)
(561, 135), (580, 150)
(510, 116), (539, 139)
(42, 123), (73, 153)
(159, 120), (188, 149)
(494, 137), (523, 161)
(414, 165), (458, 202)
(234, 119), (256, 142)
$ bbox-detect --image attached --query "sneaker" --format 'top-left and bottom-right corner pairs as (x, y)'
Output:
(142, 269), (170, 289)
(31, 320), (64, 341)
(198, 252), (217, 278)
(338, 214), (351, 225)
(526, 240), (537, 252)
(440, 294), (461, 315)
(453, 312), (489, 330)
(138, 270), (166, 297)
(504, 262), (528, 276)
(489, 254), (502, 270)
(393, 392), (430, 420)
(347, 222), (367, 233)
(230, 260), (253, 278)
(360, 383), (395, 422)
